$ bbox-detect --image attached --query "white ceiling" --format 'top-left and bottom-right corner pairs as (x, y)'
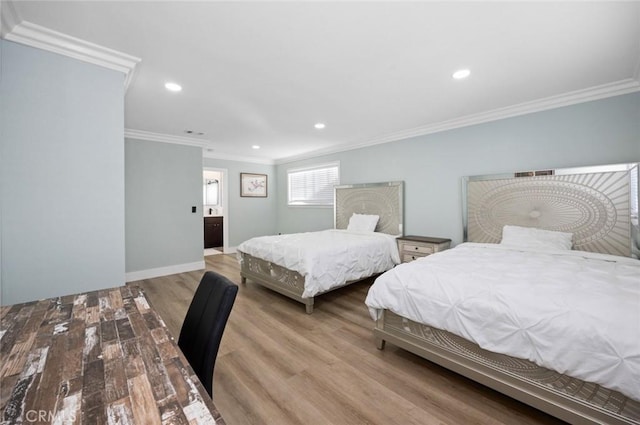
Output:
(3, 1), (640, 163)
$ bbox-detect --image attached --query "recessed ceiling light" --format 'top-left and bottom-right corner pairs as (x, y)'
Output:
(252, 145), (260, 150)
(314, 123), (326, 129)
(165, 82), (182, 92)
(452, 69), (471, 80)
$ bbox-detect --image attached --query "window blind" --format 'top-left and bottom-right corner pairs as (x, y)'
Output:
(288, 162), (339, 206)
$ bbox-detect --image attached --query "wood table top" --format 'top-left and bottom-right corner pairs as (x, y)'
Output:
(0, 285), (225, 425)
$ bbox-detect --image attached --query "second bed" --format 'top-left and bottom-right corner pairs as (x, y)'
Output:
(238, 181), (404, 313)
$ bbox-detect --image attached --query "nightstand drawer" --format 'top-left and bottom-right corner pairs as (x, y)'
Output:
(402, 253), (427, 263)
(402, 243), (434, 255)
(396, 235), (452, 264)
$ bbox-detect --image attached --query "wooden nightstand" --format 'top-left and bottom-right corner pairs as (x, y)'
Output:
(397, 235), (451, 263)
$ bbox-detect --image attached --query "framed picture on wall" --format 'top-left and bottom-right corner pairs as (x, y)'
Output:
(240, 173), (267, 197)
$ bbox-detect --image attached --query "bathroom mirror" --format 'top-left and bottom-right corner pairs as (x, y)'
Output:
(204, 179), (219, 206)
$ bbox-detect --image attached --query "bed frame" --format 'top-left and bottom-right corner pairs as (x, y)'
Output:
(374, 163), (639, 424)
(240, 181), (403, 313)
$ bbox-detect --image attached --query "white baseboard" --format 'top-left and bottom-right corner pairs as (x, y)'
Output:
(125, 260), (205, 282)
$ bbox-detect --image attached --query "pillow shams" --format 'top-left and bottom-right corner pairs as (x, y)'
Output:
(347, 213), (380, 232)
(500, 225), (573, 251)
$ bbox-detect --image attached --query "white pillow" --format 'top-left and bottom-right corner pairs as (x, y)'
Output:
(347, 213), (379, 232)
(500, 225), (573, 251)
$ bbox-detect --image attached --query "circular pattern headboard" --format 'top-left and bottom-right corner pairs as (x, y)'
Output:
(464, 164), (638, 257)
(334, 181), (404, 236)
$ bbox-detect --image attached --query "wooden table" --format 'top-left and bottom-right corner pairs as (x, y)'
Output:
(0, 286), (226, 424)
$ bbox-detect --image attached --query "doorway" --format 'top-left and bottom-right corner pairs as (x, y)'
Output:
(203, 167), (229, 256)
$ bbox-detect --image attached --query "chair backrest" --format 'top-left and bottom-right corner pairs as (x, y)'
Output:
(178, 271), (238, 397)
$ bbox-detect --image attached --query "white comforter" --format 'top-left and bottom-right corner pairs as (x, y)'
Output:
(365, 243), (640, 401)
(238, 229), (400, 298)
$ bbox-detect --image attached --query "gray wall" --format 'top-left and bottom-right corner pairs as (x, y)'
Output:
(276, 93), (640, 245)
(203, 158), (277, 246)
(125, 140), (203, 273)
(2, 36), (635, 304)
(0, 40), (125, 305)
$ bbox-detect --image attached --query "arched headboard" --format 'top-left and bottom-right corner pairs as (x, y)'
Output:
(463, 163), (638, 257)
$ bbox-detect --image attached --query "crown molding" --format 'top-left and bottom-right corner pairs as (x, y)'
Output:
(3, 20), (141, 90)
(125, 129), (210, 147)
(275, 78), (640, 164)
(203, 150), (275, 165)
(125, 129), (275, 165)
(129, 77), (639, 167)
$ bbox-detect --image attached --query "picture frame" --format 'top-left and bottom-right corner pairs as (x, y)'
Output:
(240, 173), (268, 197)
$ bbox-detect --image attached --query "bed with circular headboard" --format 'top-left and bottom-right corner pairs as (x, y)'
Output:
(238, 181), (404, 314)
(367, 163), (639, 425)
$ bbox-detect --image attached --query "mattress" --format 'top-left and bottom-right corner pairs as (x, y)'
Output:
(237, 229), (400, 297)
(365, 243), (640, 401)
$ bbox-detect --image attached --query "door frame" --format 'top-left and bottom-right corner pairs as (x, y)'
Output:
(203, 166), (229, 253)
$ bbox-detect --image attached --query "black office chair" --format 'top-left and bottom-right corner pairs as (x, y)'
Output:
(178, 271), (238, 397)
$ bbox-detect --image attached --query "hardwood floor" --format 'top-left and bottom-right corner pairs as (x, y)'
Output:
(129, 254), (565, 425)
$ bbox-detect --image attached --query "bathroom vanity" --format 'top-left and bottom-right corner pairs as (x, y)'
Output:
(204, 216), (223, 248)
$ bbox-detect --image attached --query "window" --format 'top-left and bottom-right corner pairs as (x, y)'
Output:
(287, 162), (340, 206)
